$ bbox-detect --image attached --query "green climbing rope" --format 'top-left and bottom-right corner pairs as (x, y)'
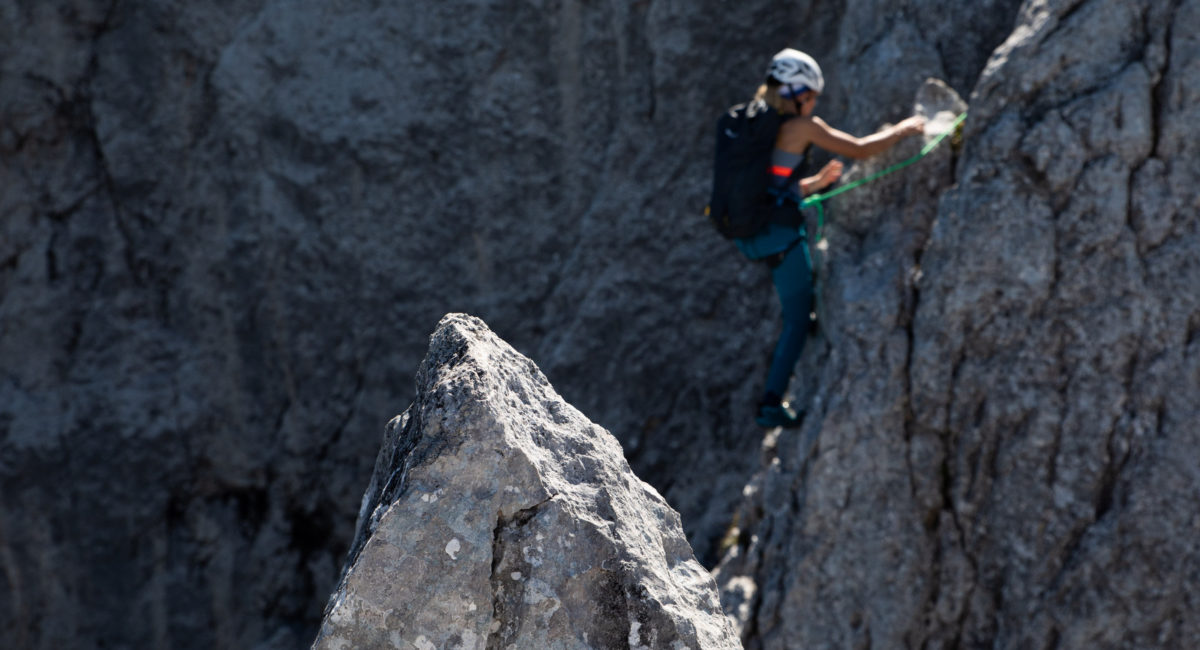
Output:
(799, 111), (967, 330)
(801, 111), (968, 241)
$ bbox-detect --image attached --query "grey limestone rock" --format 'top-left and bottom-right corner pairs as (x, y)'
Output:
(311, 313), (738, 650)
(718, 1), (1200, 649)
(0, 0), (1069, 647)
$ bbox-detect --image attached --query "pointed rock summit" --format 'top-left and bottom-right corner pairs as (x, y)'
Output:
(312, 314), (739, 649)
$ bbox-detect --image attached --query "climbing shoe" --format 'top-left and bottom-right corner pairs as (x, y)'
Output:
(756, 402), (805, 429)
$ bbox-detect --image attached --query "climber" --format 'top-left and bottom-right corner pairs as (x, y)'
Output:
(740, 48), (926, 428)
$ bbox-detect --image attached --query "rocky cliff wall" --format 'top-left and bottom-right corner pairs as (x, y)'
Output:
(717, 0), (1200, 648)
(0, 0), (1113, 648)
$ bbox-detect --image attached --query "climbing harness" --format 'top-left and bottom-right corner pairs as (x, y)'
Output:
(801, 110), (968, 242)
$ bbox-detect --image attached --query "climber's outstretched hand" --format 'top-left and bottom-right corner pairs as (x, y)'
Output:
(896, 115), (926, 138)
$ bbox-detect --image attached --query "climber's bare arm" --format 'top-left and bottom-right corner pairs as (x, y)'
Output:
(781, 115), (926, 159)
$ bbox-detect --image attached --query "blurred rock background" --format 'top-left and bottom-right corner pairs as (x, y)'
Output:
(3, 0), (1196, 648)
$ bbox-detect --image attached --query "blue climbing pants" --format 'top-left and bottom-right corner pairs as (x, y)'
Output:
(764, 242), (813, 398)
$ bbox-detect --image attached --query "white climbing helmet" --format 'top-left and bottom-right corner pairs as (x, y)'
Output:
(766, 48), (824, 94)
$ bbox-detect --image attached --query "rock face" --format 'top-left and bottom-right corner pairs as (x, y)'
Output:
(717, 1), (1200, 648)
(0, 2), (1026, 647)
(17, 0), (1200, 648)
(312, 313), (738, 649)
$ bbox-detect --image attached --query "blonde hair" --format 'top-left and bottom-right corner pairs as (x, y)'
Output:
(754, 83), (793, 114)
